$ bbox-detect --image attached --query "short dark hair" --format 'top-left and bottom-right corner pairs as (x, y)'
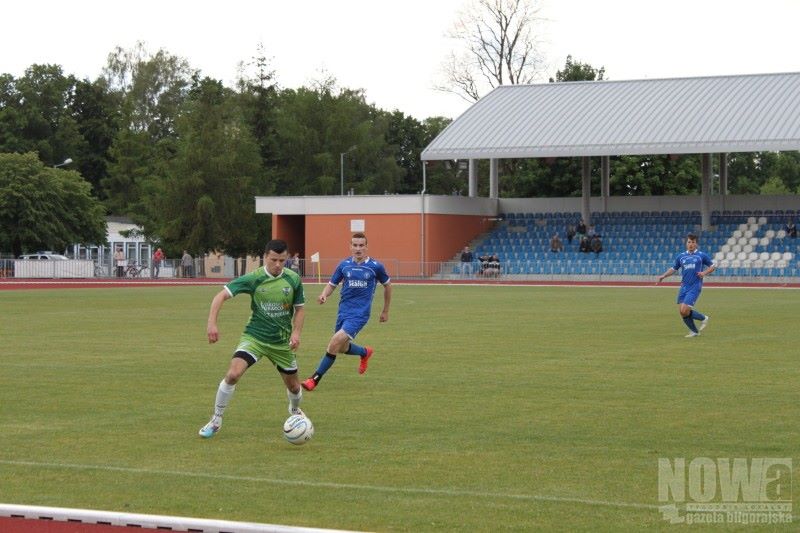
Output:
(687, 233), (698, 242)
(352, 232), (367, 243)
(266, 239), (288, 254)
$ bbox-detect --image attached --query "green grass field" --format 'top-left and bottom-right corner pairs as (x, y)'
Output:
(1, 283), (798, 531)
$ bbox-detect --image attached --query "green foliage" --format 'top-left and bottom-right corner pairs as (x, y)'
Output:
(550, 54), (606, 82)
(1, 285), (799, 531)
(158, 76), (268, 257)
(0, 152), (106, 256)
(760, 175), (791, 195)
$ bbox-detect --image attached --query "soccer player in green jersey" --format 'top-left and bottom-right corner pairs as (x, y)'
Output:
(199, 239), (306, 438)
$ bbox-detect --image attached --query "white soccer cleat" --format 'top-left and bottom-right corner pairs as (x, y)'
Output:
(699, 316), (710, 331)
(685, 332), (700, 338)
(198, 420), (220, 438)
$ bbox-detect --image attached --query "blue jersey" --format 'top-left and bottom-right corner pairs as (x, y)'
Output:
(329, 257), (391, 320)
(671, 250), (713, 289)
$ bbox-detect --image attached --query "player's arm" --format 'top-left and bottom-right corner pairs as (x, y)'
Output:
(698, 263), (716, 279)
(657, 268), (676, 283)
(290, 305), (305, 350)
(379, 282), (392, 322)
(207, 288), (232, 343)
(318, 282), (337, 304)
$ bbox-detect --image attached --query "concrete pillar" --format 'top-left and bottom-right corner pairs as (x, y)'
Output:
(601, 155), (610, 213)
(701, 153), (712, 230)
(489, 158), (499, 199)
(582, 156), (591, 226)
(468, 159), (478, 197)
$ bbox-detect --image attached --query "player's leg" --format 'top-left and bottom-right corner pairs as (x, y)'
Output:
(199, 353), (252, 438)
(302, 329), (350, 390)
(688, 290), (709, 330)
(337, 317), (373, 374)
(678, 288), (700, 336)
(267, 343), (304, 416)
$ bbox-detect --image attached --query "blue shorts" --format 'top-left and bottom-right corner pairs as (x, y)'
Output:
(677, 285), (701, 306)
(335, 315), (369, 339)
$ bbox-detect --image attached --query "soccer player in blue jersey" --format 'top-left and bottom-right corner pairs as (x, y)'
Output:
(302, 232), (392, 391)
(198, 239), (306, 438)
(657, 233), (716, 337)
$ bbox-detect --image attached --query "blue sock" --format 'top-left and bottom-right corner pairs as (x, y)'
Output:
(314, 353), (337, 378)
(690, 310), (706, 321)
(682, 316), (698, 333)
(345, 342), (367, 356)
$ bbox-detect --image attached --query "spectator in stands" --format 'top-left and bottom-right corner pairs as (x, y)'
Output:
(587, 225), (597, 238)
(550, 233), (564, 253)
(566, 223), (576, 244)
(459, 246), (474, 278)
(590, 235), (603, 255)
(478, 253), (491, 276)
(579, 235), (591, 253)
(488, 253), (501, 277)
(576, 219), (587, 237)
(785, 219), (797, 239)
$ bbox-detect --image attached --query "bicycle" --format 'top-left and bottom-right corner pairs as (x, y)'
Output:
(124, 262), (149, 278)
(94, 263), (108, 277)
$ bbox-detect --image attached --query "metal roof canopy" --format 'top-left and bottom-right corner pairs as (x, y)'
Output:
(421, 72), (800, 161)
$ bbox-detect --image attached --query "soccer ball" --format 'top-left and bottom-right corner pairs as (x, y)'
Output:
(283, 414), (314, 445)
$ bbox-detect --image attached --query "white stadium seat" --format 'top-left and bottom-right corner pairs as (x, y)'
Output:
(759, 252), (770, 261)
(770, 252), (782, 261)
(758, 216), (767, 224)
(743, 244), (754, 253)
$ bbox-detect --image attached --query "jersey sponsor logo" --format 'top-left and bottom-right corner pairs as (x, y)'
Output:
(348, 279), (369, 288)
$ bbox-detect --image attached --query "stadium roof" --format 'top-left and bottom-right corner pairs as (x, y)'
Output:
(421, 72), (800, 161)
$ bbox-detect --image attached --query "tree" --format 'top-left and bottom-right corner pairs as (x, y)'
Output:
(0, 65), (87, 166)
(439, 0), (545, 102)
(549, 55), (605, 82)
(760, 176), (791, 195)
(0, 152), (106, 257)
(156, 76), (268, 259)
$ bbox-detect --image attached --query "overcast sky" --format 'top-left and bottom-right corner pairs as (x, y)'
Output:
(3, 0), (799, 120)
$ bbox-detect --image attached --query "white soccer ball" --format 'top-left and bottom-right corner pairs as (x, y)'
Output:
(283, 414), (314, 445)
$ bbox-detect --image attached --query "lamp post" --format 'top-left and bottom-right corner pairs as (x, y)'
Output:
(339, 146), (356, 196)
(54, 158), (73, 168)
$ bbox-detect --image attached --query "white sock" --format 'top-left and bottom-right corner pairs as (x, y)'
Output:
(287, 388), (302, 411)
(212, 380), (236, 424)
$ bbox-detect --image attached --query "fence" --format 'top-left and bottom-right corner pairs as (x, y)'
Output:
(3, 257), (799, 284)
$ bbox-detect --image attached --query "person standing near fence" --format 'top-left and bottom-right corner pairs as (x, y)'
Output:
(181, 250), (193, 278)
(114, 247), (125, 278)
(151, 248), (165, 278)
(302, 232), (392, 391)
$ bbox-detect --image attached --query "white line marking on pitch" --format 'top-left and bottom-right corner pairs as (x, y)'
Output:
(6, 459), (797, 521)
(1, 459), (654, 511)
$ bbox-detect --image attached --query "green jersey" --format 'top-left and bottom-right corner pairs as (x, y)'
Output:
(225, 267), (305, 345)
